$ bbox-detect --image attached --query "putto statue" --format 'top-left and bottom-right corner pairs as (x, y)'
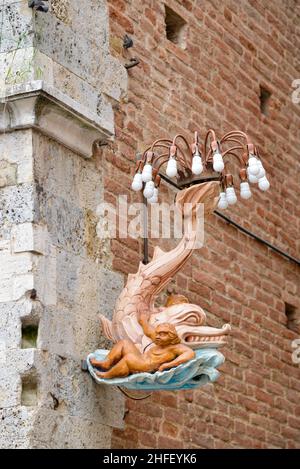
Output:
(90, 313), (195, 379)
(87, 181), (231, 391)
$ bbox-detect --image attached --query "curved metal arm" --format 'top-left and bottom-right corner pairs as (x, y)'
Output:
(150, 138), (173, 152)
(134, 128), (260, 192)
(204, 129), (218, 161)
(221, 146), (245, 166)
(222, 130), (251, 145)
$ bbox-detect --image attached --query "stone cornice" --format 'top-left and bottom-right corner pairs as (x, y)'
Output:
(0, 80), (113, 158)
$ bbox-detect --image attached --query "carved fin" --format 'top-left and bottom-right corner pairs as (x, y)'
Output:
(176, 181), (220, 219)
(152, 246), (165, 261)
(99, 314), (115, 342)
(137, 261), (145, 274)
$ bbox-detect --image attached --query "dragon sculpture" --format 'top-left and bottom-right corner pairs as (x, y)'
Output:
(99, 181), (231, 353)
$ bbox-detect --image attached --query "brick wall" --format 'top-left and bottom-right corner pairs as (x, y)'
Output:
(104, 0), (300, 448)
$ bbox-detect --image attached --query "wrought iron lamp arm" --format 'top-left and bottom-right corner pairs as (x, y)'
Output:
(221, 146), (245, 166)
(131, 127), (270, 207)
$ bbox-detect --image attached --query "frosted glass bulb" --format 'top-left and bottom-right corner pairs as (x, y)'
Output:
(192, 155), (203, 175)
(213, 152), (224, 172)
(240, 181), (252, 199)
(148, 187), (158, 204)
(131, 173), (143, 191)
(217, 192), (228, 210)
(225, 186), (237, 205)
(166, 158), (178, 178)
(141, 163), (153, 182)
(258, 176), (270, 191)
(248, 155), (259, 175)
(247, 168), (258, 184)
(257, 160), (266, 179)
(143, 180), (155, 199)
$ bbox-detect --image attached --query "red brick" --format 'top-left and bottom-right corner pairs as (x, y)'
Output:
(161, 421), (179, 439)
(108, 0), (300, 451)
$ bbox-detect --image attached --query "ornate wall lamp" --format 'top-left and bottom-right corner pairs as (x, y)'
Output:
(131, 129), (270, 207)
(85, 129), (269, 394)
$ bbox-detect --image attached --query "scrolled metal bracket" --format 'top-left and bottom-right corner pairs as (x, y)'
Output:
(123, 35), (140, 70)
(28, 0), (49, 13)
(123, 34), (133, 49)
(125, 57), (140, 69)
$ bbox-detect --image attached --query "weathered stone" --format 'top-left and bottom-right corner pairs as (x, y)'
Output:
(0, 407), (35, 449)
(30, 410), (113, 449)
(11, 223), (48, 255)
(0, 301), (24, 349)
(0, 129), (33, 164)
(0, 371), (21, 409)
(0, 2), (33, 55)
(0, 0), (127, 449)
(0, 160), (17, 188)
(0, 183), (36, 228)
(1, 82), (114, 157)
(0, 48), (36, 88)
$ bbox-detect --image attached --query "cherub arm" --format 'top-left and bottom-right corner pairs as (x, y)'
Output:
(137, 311), (156, 341)
(158, 345), (195, 372)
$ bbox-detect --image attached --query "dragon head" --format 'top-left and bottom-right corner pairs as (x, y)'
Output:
(148, 296), (231, 350)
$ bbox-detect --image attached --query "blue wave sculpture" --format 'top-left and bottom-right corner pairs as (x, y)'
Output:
(87, 348), (225, 391)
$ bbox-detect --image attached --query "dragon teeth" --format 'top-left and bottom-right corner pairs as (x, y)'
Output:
(185, 335), (226, 343)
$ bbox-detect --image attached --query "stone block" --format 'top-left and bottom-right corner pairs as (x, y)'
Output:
(1, 82), (113, 157)
(0, 407), (35, 449)
(34, 245), (57, 306)
(0, 160), (17, 188)
(0, 47), (36, 89)
(0, 183), (36, 229)
(54, 251), (123, 317)
(38, 306), (98, 358)
(0, 248), (36, 302)
(13, 273), (35, 302)
(17, 158), (33, 184)
(0, 1), (33, 55)
(0, 371), (21, 408)
(0, 302), (23, 349)
(32, 352), (124, 429)
(5, 348), (36, 376)
(0, 0), (127, 449)
(30, 409), (112, 448)
(11, 223), (48, 255)
(0, 129), (33, 165)
(39, 195), (85, 255)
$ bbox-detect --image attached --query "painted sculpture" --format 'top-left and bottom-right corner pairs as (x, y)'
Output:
(90, 314), (195, 379)
(87, 181), (231, 391)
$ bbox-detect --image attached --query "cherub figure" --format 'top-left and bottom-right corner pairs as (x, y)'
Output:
(90, 312), (195, 379)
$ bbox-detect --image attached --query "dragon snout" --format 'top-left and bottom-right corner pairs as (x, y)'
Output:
(179, 323), (231, 349)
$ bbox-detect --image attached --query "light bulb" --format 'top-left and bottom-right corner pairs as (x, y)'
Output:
(240, 181), (252, 199)
(166, 158), (178, 178)
(225, 186), (237, 205)
(213, 151), (224, 172)
(217, 192), (228, 210)
(148, 187), (158, 204)
(257, 160), (266, 179)
(192, 155), (203, 175)
(258, 176), (270, 191)
(248, 155), (259, 175)
(141, 163), (153, 182)
(247, 168), (258, 184)
(143, 180), (155, 199)
(131, 173), (143, 191)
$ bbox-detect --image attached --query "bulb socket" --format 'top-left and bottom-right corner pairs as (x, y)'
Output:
(239, 168), (247, 181)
